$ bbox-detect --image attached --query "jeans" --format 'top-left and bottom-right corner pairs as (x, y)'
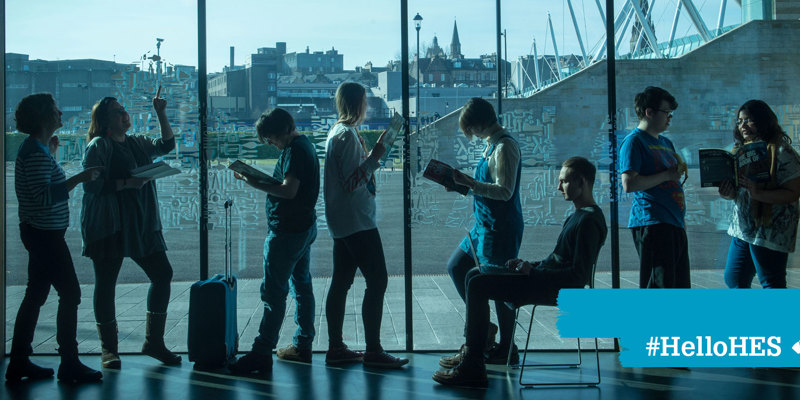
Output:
(326, 228), (388, 353)
(631, 223), (691, 288)
(11, 224), (81, 358)
(92, 251), (174, 323)
(464, 270), (558, 352)
(724, 237), (788, 289)
(251, 225), (317, 355)
(447, 248), (516, 349)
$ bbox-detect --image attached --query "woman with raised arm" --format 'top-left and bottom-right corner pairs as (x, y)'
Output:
(7, 93), (103, 383)
(438, 97), (524, 370)
(719, 100), (800, 288)
(322, 82), (407, 368)
(81, 89), (181, 369)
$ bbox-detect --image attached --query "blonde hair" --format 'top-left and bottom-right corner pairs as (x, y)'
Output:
(335, 82), (366, 126)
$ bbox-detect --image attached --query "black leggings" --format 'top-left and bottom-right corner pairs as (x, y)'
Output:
(11, 224), (81, 358)
(325, 229), (388, 353)
(92, 251), (174, 323)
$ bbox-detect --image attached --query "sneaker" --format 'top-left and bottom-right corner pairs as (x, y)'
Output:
(363, 351), (409, 369)
(325, 345), (364, 365)
(439, 344), (466, 369)
(433, 359), (488, 389)
(5, 358), (54, 382)
(276, 345), (312, 363)
(485, 343), (518, 365)
(228, 352), (272, 375)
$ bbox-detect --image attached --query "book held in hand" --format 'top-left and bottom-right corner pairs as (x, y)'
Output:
(130, 161), (181, 179)
(228, 160), (281, 185)
(699, 141), (769, 187)
(423, 159), (470, 195)
(381, 112), (406, 164)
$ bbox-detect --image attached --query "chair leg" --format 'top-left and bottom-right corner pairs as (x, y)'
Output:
(518, 305), (602, 387)
(507, 307), (521, 368)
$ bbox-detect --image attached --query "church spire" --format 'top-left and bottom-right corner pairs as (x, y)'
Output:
(450, 20), (462, 60)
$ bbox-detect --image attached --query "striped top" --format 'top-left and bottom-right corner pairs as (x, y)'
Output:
(15, 136), (69, 230)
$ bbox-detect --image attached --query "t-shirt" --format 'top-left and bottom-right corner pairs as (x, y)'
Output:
(266, 134), (320, 233)
(728, 141), (800, 253)
(619, 128), (686, 229)
(534, 205), (608, 288)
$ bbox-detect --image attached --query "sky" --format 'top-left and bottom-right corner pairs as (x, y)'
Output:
(6, 0), (740, 73)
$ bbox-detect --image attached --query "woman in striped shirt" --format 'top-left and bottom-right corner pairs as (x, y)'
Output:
(7, 93), (103, 383)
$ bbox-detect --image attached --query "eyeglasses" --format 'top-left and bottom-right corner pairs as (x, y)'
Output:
(657, 109), (674, 117)
(736, 118), (754, 126)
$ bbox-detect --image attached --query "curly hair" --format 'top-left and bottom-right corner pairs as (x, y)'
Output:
(14, 93), (56, 135)
(733, 99), (789, 146)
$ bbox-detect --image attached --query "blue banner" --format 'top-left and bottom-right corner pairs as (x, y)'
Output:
(557, 289), (800, 367)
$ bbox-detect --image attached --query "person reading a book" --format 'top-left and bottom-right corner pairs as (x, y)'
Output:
(718, 100), (800, 289)
(438, 97), (523, 369)
(227, 108), (320, 374)
(6, 93), (103, 383)
(434, 157), (607, 388)
(620, 86), (690, 289)
(80, 90), (182, 369)
(322, 82), (408, 368)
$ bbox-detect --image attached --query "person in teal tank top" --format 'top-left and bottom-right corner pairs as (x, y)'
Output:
(439, 98), (524, 368)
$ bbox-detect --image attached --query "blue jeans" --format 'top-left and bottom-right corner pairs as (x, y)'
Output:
(724, 237), (788, 289)
(251, 224), (317, 355)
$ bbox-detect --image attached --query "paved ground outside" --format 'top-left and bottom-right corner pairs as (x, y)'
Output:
(7, 269), (798, 355)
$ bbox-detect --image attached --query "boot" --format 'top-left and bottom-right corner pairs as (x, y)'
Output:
(97, 320), (121, 369)
(57, 354), (103, 384)
(5, 357), (54, 382)
(141, 312), (182, 365)
(432, 346), (488, 389)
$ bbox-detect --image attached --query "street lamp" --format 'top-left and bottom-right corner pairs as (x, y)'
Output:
(414, 13), (422, 171)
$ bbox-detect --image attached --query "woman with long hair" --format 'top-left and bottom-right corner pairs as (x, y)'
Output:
(81, 91), (181, 369)
(322, 82), (407, 368)
(719, 99), (800, 288)
(7, 93), (103, 383)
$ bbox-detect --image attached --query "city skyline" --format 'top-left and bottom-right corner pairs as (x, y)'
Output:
(6, 0), (740, 73)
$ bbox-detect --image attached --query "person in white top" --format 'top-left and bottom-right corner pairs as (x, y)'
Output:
(322, 82), (408, 368)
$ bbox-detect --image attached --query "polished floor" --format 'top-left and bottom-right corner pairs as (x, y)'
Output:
(2, 352), (800, 400)
(10, 269), (795, 354)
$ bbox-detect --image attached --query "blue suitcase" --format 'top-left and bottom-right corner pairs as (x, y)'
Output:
(188, 200), (238, 368)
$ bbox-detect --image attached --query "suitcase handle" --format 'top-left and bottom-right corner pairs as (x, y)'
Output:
(224, 199), (233, 281)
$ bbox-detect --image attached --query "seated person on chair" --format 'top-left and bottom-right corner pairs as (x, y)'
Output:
(433, 156), (608, 388)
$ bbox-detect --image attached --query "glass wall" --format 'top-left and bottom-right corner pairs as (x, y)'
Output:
(7, 0), (795, 357)
(206, 0), (403, 352)
(4, 1), (198, 352)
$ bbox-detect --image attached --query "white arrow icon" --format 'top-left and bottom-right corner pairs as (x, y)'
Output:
(792, 340), (800, 355)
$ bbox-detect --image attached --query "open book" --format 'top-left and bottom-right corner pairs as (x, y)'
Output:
(423, 159), (470, 195)
(228, 160), (281, 185)
(130, 161), (181, 179)
(381, 112), (406, 164)
(699, 141), (769, 187)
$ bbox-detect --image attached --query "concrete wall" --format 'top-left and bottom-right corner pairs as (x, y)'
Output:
(412, 20), (800, 269)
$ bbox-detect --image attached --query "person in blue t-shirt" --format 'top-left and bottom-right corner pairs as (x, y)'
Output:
(620, 86), (690, 288)
(229, 108), (320, 374)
